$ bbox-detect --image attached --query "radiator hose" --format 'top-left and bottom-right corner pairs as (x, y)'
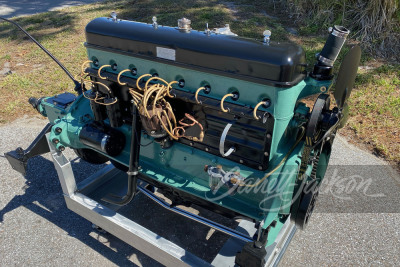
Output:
(311, 25), (350, 80)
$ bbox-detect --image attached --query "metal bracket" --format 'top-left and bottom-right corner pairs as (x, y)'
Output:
(219, 121), (236, 157)
(4, 123), (52, 175)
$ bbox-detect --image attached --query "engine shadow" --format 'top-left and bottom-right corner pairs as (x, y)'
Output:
(0, 153), (250, 265)
(0, 155), (159, 267)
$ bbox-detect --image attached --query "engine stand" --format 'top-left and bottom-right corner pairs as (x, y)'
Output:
(46, 133), (296, 266)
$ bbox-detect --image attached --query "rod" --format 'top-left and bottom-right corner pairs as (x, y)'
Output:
(138, 185), (254, 243)
(102, 103), (141, 205)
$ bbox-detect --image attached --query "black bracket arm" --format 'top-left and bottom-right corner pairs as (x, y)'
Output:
(4, 123), (52, 176)
(235, 221), (277, 267)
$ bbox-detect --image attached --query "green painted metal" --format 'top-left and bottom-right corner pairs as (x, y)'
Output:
(86, 48), (331, 163)
(39, 47), (332, 231)
(87, 49), (277, 110)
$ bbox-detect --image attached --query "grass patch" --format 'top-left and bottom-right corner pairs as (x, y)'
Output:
(342, 64), (400, 165)
(0, 0), (398, 168)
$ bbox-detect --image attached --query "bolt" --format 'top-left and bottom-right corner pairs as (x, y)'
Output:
(52, 138), (59, 144)
(239, 159), (244, 164)
(254, 241), (263, 249)
(232, 92), (239, 101)
(263, 99), (271, 108)
(59, 145), (65, 152)
(205, 147), (209, 152)
(258, 166), (263, 170)
(55, 127), (62, 133)
(264, 152), (269, 157)
(266, 133), (272, 139)
(16, 147), (24, 155)
(190, 142), (193, 146)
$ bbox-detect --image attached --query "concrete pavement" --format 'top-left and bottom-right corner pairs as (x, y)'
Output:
(0, 116), (399, 266)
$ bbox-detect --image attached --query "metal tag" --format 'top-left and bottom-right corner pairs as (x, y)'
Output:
(156, 47), (176, 61)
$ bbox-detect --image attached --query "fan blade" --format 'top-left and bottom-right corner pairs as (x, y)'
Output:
(334, 45), (361, 108)
(337, 103), (349, 129)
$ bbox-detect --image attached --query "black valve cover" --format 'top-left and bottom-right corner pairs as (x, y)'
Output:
(85, 17), (306, 87)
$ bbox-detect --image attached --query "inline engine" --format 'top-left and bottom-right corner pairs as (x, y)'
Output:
(4, 13), (360, 266)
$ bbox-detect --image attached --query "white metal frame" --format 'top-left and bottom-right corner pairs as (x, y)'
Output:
(46, 133), (296, 266)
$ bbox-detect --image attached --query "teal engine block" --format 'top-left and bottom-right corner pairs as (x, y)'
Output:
(5, 14), (360, 265)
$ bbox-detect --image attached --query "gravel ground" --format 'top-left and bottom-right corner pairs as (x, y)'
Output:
(0, 116), (399, 266)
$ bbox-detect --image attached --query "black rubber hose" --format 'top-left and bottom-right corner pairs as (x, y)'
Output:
(0, 17), (81, 91)
(318, 25), (350, 66)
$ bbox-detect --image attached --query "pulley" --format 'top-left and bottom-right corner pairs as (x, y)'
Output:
(292, 45), (361, 229)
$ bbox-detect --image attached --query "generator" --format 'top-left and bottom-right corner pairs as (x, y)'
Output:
(4, 13), (360, 266)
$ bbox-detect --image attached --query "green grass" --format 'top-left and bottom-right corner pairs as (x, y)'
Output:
(346, 63), (400, 164)
(0, 0), (399, 167)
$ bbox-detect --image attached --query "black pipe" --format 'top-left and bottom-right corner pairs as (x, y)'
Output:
(319, 25), (350, 66)
(102, 103), (141, 205)
(311, 25), (350, 80)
